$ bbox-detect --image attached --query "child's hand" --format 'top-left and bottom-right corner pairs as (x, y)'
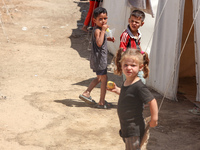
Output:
(102, 24), (109, 32)
(107, 82), (121, 95)
(149, 120), (158, 128)
(107, 37), (115, 42)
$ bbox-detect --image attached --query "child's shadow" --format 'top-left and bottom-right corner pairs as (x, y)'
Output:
(72, 72), (123, 88)
(54, 99), (117, 109)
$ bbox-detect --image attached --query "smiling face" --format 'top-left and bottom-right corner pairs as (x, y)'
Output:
(121, 56), (143, 79)
(128, 16), (144, 34)
(93, 13), (108, 28)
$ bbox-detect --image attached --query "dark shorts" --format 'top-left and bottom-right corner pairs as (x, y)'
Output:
(93, 68), (107, 75)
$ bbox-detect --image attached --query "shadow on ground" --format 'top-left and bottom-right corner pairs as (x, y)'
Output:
(69, 1), (123, 88)
(72, 72), (123, 88)
(54, 99), (117, 109)
(69, 1), (92, 59)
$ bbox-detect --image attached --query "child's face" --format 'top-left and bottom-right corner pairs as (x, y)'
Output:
(128, 16), (144, 33)
(93, 13), (108, 28)
(121, 57), (143, 79)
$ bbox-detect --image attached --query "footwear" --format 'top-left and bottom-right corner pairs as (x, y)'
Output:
(188, 107), (200, 115)
(105, 100), (112, 106)
(79, 94), (96, 105)
(94, 100), (112, 109)
(87, 26), (93, 31)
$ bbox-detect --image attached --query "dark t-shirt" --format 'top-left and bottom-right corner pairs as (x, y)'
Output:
(90, 26), (107, 71)
(117, 80), (154, 138)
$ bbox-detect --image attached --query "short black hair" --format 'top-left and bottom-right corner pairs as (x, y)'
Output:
(130, 10), (145, 22)
(93, 7), (107, 19)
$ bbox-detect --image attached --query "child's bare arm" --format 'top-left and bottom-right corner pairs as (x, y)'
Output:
(148, 99), (158, 127)
(95, 24), (109, 47)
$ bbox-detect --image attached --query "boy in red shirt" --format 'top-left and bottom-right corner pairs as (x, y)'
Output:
(120, 10), (146, 83)
(120, 9), (145, 53)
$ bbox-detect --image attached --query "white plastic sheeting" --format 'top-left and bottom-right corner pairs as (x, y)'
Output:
(147, 0), (200, 102)
(101, 0), (200, 102)
(128, 0), (154, 17)
(101, 0), (158, 55)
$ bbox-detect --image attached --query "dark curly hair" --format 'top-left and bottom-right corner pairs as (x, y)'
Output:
(93, 7), (107, 19)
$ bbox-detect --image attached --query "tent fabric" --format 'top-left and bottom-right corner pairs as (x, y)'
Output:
(102, 0), (200, 102)
(101, 0), (131, 55)
(128, 0), (154, 17)
(147, 0), (200, 102)
(193, 0), (200, 102)
(101, 0), (158, 55)
(147, 0), (184, 101)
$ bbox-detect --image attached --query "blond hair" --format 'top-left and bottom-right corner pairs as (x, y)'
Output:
(114, 48), (149, 78)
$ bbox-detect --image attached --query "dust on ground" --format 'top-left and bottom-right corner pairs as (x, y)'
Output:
(0, 0), (200, 150)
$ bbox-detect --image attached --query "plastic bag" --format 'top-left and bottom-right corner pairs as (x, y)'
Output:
(106, 28), (115, 38)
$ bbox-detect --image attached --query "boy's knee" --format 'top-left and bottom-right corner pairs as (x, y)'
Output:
(97, 74), (107, 81)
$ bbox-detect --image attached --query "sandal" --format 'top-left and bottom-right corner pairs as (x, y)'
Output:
(79, 94), (96, 105)
(94, 100), (112, 109)
(105, 100), (112, 106)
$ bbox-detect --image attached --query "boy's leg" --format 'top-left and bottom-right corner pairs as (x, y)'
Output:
(98, 74), (107, 105)
(124, 136), (140, 150)
(82, 1), (97, 30)
(82, 77), (100, 98)
(91, 1), (99, 27)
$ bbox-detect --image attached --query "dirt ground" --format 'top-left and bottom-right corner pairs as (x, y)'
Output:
(0, 0), (200, 150)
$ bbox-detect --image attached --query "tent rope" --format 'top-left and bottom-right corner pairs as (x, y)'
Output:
(158, 2), (200, 113)
(1, 0), (14, 24)
(0, 12), (10, 42)
(2, 0), (9, 15)
(0, 0), (19, 42)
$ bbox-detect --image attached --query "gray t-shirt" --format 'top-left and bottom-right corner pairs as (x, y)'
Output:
(90, 26), (107, 71)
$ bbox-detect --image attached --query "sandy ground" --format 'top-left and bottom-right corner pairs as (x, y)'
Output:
(0, 0), (200, 150)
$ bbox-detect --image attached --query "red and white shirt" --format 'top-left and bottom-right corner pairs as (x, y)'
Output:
(120, 26), (144, 54)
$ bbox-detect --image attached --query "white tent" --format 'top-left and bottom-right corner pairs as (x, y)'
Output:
(146, 0), (200, 103)
(101, 0), (158, 55)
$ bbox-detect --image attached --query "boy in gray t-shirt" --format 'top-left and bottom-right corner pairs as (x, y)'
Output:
(79, 7), (115, 109)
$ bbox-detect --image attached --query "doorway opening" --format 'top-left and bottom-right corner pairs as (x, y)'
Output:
(177, 0), (197, 106)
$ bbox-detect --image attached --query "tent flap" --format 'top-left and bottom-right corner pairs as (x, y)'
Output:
(148, 0), (200, 102)
(147, 0), (185, 100)
(128, 0), (154, 17)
